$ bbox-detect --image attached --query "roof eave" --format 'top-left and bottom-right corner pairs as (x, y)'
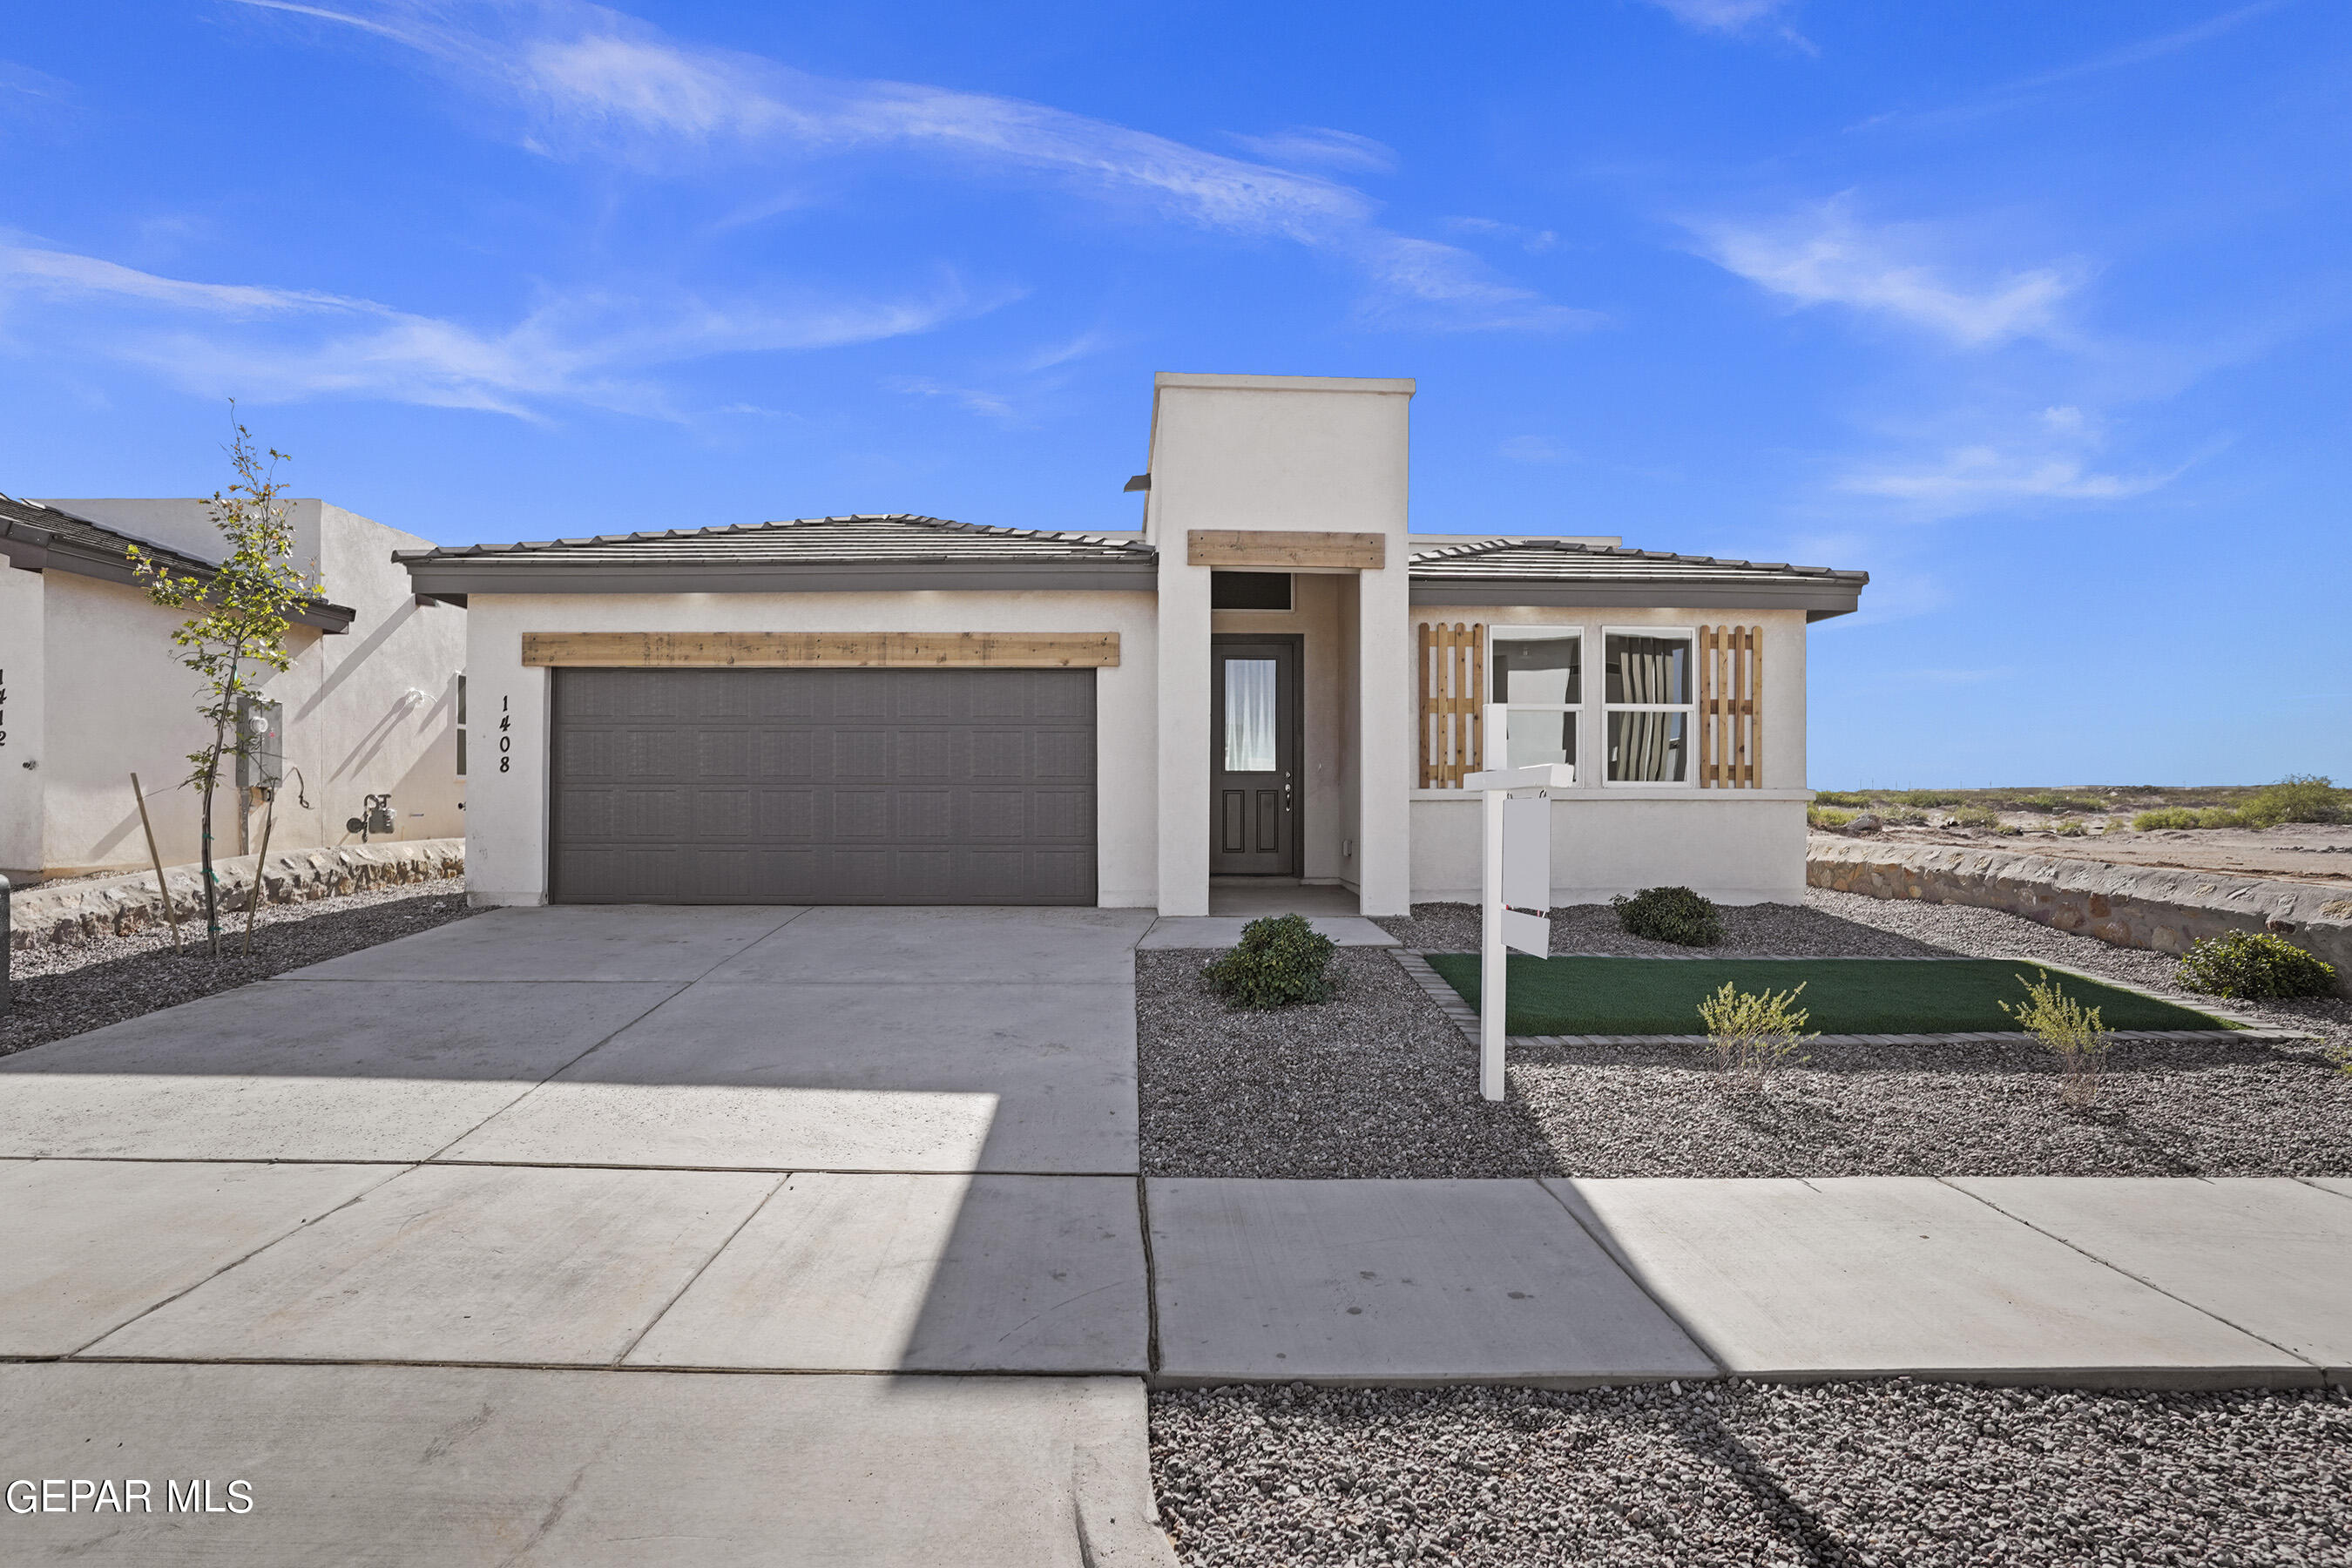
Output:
(11, 520), (354, 631)
(1408, 575), (1866, 618)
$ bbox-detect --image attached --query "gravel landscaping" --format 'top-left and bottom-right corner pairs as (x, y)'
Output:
(1151, 1380), (2352, 1567)
(2, 878), (476, 1058)
(1139, 892), (2351, 1178)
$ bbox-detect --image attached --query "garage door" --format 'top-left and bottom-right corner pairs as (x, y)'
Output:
(550, 667), (1097, 904)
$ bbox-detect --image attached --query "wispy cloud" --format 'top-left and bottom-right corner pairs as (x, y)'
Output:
(1227, 126), (1396, 175)
(1834, 407), (2183, 515)
(0, 243), (990, 420)
(885, 375), (1017, 422)
(1692, 198), (2082, 346)
(229, 0), (1585, 334)
(1498, 435), (1568, 463)
(1642, 0), (1815, 51)
(1446, 216), (1558, 254)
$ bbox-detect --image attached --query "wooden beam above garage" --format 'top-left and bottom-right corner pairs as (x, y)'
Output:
(1186, 530), (1386, 570)
(521, 631), (1120, 668)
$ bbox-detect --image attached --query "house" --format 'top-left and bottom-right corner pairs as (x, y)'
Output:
(396, 374), (1865, 916)
(0, 496), (467, 883)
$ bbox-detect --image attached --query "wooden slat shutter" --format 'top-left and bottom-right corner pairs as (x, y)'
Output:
(1416, 622), (1485, 787)
(1699, 625), (1762, 787)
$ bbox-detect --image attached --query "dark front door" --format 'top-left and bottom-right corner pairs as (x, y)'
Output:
(1209, 637), (1300, 875)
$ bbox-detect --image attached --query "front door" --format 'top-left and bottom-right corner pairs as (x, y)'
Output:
(1209, 637), (1300, 875)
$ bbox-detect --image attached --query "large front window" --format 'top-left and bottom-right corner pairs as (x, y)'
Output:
(1605, 631), (1693, 783)
(1490, 629), (1581, 773)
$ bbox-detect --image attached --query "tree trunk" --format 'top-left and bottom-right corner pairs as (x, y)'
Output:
(200, 724), (225, 957)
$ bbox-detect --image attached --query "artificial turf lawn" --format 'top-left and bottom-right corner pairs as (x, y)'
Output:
(1421, 955), (2233, 1037)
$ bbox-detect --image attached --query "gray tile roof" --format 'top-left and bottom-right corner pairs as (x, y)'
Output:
(0, 494), (220, 579)
(394, 514), (1155, 568)
(1408, 537), (1867, 618)
(1409, 537), (1865, 586)
(0, 494), (356, 631)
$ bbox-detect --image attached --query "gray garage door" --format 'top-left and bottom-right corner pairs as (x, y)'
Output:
(550, 667), (1097, 904)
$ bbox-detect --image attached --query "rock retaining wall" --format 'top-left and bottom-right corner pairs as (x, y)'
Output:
(5, 840), (464, 950)
(1807, 835), (2351, 994)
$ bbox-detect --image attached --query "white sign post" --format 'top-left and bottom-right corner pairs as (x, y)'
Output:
(1463, 756), (1573, 1101)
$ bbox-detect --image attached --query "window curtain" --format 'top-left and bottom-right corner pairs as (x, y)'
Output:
(1612, 639), (1680, 781)
(1224, 659), (1279, 772)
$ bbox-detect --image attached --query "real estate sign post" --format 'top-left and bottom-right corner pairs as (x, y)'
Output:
(1466, 759), (1573, 1100)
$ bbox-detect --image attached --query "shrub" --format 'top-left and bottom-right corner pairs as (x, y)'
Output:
(1697, 980), (1815, 1087)
(1898, 790), (1963, 808)
(2240, 774), (2343, 828)
(1949, 805), (2000, 830)
(2133, 806), (2246, 831)
(1202, 914), (1336, 1009)
(1880, 806), (1929, 826)
(1991, 821), (2024, 837)
(2051, 819), (2087, 837)
(1807, 806), (1855, 830)
(2000, 970), (2112, 1108)
(1612, 886), (1724, 947)
(2176, 930), (2339, 1001)
(1812, 790), (1871, 808)
(2017, 792), (2067, 812)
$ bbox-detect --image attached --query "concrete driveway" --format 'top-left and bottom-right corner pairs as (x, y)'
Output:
(0, 904), (1173, 1566)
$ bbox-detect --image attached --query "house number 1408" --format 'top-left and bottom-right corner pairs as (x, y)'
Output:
(498, 695), (510, 772)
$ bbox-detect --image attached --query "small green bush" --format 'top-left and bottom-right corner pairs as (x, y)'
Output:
(1612, 885), (1724, 947)
(2240, 774), (2344, 828)
(1898, 790), (1964, 808)
(1949, 805), (2000, 830)
(2050, 819), (2087, 837)
(1807, 805), (1855, 830)
(1812, 790), (1871, 808)
(2176, 930), (2339, 1001)
(1991, 821), (2024, 837)
(1697, 980), (1815, 1087)
(1202, 913), (1336, 1009)
(2000, 970), (2112, 1108)
(2133, 806), (2246, 831)
(1880, 806), (1929, 826)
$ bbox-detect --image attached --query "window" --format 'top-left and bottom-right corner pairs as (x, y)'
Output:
(1489, 628), (1581, 774)
(1223, 659), (1279, 771)
(1211, 571), (1292, 611)
(1604, 631), (1694, 783)
(455, 673), (468, 777)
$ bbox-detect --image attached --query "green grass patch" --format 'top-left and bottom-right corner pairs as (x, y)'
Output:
(1421, 955), (2233, 1037)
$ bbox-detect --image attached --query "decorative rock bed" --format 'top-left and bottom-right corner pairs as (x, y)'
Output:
(1137, 894), (2349, 1179)
(6, 839), (464, 950)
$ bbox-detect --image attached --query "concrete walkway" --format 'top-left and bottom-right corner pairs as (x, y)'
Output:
(6, 905), (2349, 1562)
(0, 904), (1174, 1565)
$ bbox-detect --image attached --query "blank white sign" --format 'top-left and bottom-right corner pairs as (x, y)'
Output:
(1502, 795), (1551, 911)
(1503, 907), (1549, 957)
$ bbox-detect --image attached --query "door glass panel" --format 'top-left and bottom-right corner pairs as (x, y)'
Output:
(1493, 635), (1580, 705)
(1607, 711), (1688, 781)
(1504, 709), (1575, 770)
(1223, 659), (1279, 772)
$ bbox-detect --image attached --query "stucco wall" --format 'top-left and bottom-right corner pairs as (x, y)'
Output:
(1405, 603), (1812, 905)
(458, 589), (1160, 909)
(1411, 794), (1812, 905)
(14, 499), (466, 879)
(1144, 373), (1415, 915)
(0, 564), (46, 877)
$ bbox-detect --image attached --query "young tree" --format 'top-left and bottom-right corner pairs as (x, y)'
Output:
(129, 418), (318, 956)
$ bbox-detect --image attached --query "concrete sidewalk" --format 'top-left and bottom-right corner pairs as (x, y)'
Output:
(1147, 1175), (2352, 1390)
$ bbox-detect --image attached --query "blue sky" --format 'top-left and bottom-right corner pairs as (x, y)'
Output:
(4, 0), (2346, 787)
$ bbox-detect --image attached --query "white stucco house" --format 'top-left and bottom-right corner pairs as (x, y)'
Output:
(0, 496), (467, 883)
(397, 373), (1865, 916)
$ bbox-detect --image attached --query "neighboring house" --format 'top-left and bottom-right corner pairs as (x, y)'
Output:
(398, 373), (1865, 916)
(0, 496), (466, 883)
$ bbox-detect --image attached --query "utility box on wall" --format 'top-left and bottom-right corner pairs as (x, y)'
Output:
(235, 698), (284, 792)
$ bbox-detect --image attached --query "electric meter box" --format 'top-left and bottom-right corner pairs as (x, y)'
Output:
(235, 698), (285, 791)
